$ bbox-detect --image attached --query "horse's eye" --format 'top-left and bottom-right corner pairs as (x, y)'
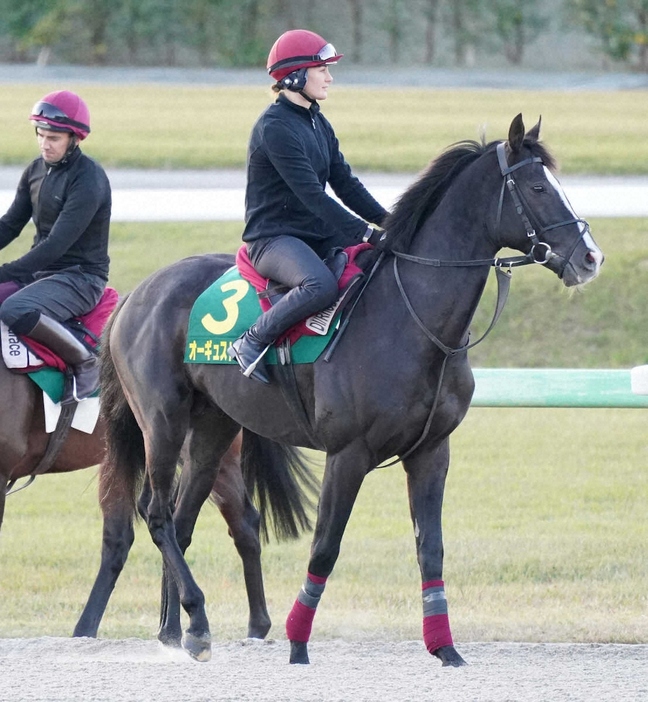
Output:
(532, 184), (545, 193)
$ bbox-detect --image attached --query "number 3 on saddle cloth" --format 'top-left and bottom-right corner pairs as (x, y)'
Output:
(184, 243), (372, 367)
(0, 283), (119, 415)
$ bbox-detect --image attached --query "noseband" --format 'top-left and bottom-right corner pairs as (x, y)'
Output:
(495, 141), (590, 273)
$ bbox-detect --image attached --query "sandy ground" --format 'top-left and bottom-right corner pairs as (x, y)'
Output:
(1, 637), (646, 702)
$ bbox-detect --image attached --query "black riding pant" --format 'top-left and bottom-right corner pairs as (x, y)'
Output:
(0, 267), (106, 335)
(247, 236), (339, 345)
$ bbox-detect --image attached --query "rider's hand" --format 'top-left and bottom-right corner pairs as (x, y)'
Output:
(363, 226), (388, 249)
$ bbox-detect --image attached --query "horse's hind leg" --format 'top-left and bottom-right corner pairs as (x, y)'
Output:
(144, 424), (213, 661)
(212, 432), (271, 639)
(156, 407), (241, 651)
(403, 438), (466, 667)
(73, 457), (137, 637)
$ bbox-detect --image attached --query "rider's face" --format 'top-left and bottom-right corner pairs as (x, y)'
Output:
(36, 128), (73, 164)
(303, 65), (333, 101)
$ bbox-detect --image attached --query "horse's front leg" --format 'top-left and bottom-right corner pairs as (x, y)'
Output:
(403, 438), (467, 667)
(286, 442), (370, 665)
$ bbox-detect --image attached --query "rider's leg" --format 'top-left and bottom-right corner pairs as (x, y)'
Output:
(0, 272), (104, 402)
(22, 314), (99, 402)
(229, 237), (338, 384)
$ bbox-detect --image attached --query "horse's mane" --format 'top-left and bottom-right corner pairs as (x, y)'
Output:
(383, 135), (556, 253)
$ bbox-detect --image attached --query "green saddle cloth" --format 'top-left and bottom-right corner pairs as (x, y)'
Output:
(184, 266), (338, 365)
(28, 367), (66, 403)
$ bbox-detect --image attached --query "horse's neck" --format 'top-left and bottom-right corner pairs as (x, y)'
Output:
(399, 189), (498, 348)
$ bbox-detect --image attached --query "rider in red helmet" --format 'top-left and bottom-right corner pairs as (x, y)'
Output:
(228, 29), (389, 383)
(0, 90), (111, 403)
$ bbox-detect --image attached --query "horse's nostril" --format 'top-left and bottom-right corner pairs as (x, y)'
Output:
(586, 250), (603, 267)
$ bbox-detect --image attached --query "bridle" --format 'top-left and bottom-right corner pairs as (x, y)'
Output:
(494, 141), (591, 274)
(378, 141), (591, 466)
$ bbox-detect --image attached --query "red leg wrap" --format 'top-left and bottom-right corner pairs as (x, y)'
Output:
(286, 600), (317, 642)
(423, 613), (454, 653)
(286, 572), (327, 643)
(421, 579), (453, 653)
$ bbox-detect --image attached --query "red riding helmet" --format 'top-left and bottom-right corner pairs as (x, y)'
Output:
(29, 90), (91, 140)
(267, 29), (343, 82)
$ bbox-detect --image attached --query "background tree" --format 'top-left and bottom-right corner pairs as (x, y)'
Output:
(348, 0), (364, 63)
(0, 0), (645, 71)
(422, 0), (442, 64)
(568, 0), (648, 70)
(483, 0), (549, 65)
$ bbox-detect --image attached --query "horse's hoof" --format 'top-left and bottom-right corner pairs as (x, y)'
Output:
(247, 618), (271, 640)
(182, 631), (212, 662)
(158, 630), (182, 649)
(433, 645), (467, 667)
(289, 640), (309, 664)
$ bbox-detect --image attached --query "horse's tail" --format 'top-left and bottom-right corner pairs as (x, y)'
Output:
(240, 428), (320, 543)
(98, 297), (146, 519)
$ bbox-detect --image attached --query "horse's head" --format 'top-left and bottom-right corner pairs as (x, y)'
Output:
(495, 114), (603, 287)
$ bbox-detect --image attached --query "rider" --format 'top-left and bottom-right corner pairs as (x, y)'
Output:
(228, 29), (390, 384)
(0, 90), (111, 403)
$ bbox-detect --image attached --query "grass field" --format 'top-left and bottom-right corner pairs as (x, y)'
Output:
(0, 217), (646, 644)
(6, 216), (644, 368)
(0, 406), (645, 644)
(0, 80), (646, 646)
(2, 83), (648, 173)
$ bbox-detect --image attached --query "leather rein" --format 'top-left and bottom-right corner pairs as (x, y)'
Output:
(382, 141), (590, 467)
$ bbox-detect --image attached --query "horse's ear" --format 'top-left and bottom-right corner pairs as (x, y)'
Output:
(507, 113), (525, 153)
(526, 116), (542, 141)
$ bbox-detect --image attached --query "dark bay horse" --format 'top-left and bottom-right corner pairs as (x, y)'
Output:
(94, 115), (603, 666)
(0, 333), (316, 641)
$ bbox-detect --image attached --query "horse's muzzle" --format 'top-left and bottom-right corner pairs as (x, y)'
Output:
(558, 244), (604, 287)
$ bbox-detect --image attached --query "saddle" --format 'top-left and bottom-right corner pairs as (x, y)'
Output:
(235, 243), (371, 345)
(185, 243), (373, 366)
(0, 286), (119, 376)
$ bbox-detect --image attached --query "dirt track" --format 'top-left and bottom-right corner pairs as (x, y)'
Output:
(1, 637), (646, 701)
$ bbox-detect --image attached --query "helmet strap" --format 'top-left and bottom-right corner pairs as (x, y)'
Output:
(299, 90), (316, 104)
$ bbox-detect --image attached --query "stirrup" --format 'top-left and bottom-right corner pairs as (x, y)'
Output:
(242, 344), (270, 379)
(228, 338), (271, 384)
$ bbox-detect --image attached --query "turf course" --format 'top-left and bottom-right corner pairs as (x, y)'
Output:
(0, 81), (645, 645)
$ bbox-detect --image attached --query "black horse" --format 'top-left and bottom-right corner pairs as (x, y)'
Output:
(94, 115), (603, 666)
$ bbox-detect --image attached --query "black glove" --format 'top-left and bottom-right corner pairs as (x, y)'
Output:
(363, 226), (387, 249)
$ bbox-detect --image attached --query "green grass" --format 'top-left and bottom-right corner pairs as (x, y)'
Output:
(0, 80), (646, 645)
(0, 407), (645, 643)
(3, 83), (648, 173)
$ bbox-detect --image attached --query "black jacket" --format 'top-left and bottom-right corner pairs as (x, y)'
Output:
(0, 147), (111, 283)
(243, 93), (388, 255)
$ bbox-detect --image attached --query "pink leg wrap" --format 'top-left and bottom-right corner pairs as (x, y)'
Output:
(286, 573), (328, 643)
(421, 579), (454, 653)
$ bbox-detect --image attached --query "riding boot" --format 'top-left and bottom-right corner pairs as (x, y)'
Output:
(228, 324), (271, 384)
(25, 314), (99, 403)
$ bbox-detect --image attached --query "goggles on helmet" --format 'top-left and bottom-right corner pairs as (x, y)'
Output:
(31, 101), (90, 132)
(268, 43), (340, 74)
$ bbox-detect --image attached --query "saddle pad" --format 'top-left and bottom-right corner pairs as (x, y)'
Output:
(26, 367), (99, 434)
(185, 266), (337, 365)
(185, 244), (371, 366)
(1, 322), (44, 370)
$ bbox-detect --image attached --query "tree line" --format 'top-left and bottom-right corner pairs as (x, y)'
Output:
(1, 0), (647, 72)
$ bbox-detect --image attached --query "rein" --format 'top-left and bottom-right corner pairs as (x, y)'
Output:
(379, 142), (583, 468)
